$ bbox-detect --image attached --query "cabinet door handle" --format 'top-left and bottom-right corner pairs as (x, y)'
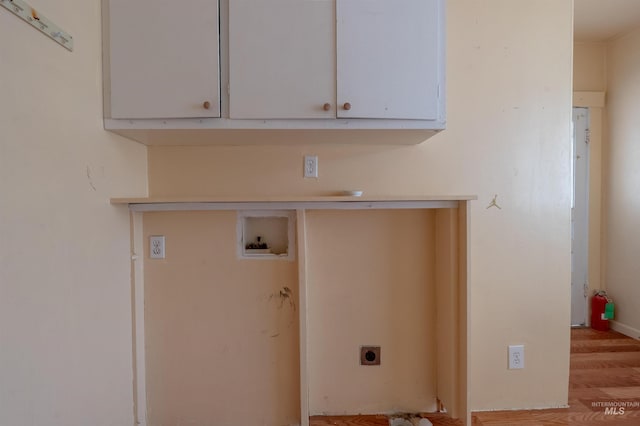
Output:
(343, 102), (352, 111)
(203, 101), (211, 110)
(323, 103), (331, 111)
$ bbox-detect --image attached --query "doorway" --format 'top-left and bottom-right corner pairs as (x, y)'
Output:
(571, 107), (589, 326)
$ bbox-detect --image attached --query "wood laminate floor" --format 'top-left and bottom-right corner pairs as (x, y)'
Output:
(311, 328), (640, 426)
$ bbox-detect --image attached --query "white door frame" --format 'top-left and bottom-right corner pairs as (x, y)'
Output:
(571, 107), (590, 326)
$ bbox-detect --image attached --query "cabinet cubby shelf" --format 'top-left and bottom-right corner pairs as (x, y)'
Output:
(123, 195), (474, 425)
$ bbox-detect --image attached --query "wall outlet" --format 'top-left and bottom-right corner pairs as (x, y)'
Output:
(360, 346), (381, 366)
(508, 345), (525, 369)
(304, 155), (318, 178)
(150, 236), (165, 259)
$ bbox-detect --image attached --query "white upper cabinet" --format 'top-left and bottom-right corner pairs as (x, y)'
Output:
(228, 0), (443, 121)
(106, 0), (220, 119)
(228, 0), (335, 119)
(336, 0), (440, 120)
(102, 0), (445, 144)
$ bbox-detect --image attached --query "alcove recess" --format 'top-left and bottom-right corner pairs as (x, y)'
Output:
(237, 210), (296, 260)
(110, 195), (474, 426)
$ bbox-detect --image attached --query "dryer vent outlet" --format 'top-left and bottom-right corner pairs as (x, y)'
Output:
(360, 346), (381, 366)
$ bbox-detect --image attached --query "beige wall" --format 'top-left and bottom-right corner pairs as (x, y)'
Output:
(306, 210), (436, 414)
(604, 27), (640, 335)
(143, 211), (300, 425)
(0, 1), (147, 425)
(573, 42), (607, 91)
(147, 0), (573, 411)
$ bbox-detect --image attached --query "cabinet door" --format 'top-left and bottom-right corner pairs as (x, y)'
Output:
(228, 0), (334, 119)
(108, 0), (220, 119)
(337, 0), (441, 119)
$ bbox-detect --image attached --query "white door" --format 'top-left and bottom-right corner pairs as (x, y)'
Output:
(571, 108), (589, 326)
(336, 0), (441, 119)
(228, 0), (335, 119)
(108, 0), (220, 119)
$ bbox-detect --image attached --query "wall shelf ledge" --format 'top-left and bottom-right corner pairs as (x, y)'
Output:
(110, 195), (476, 212)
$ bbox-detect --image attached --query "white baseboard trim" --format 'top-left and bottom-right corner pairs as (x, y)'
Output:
(610, 320), (640, 340)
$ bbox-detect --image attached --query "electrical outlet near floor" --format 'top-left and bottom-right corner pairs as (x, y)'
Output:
(508, 345), (525, 369)
(303, 155), (318, 178)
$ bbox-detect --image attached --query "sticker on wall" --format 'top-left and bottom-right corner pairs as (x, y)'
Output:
(0, 0), (73, 51)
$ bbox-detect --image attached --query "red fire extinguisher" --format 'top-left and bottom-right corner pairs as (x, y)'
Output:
(591, 291), (614, 331)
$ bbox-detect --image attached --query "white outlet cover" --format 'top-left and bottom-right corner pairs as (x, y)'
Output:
(150, 236), (165, 259)
(508, 344), (525, 369)
(304, 155), (318, 178)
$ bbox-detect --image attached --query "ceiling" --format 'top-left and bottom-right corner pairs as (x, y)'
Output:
(574, 0), (640, 41)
